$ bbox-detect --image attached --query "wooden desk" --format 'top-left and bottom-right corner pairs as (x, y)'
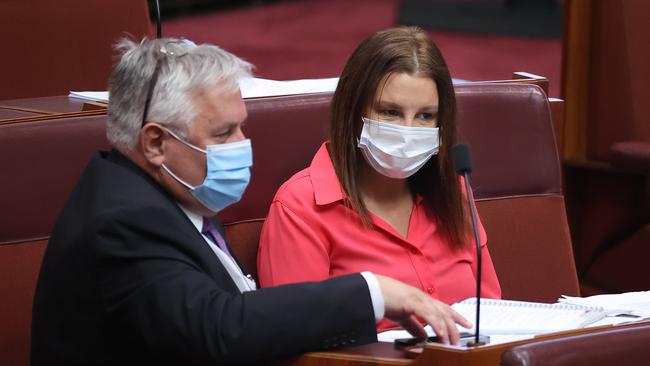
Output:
(0, 96), (106, 124)
(0, 72), (554, 124)
(0, 75), (564, 155)
(276, 321), (650, 366)
(0, 108), (42, 120)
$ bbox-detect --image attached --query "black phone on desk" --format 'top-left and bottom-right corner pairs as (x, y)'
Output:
(394, 331), (475, 348)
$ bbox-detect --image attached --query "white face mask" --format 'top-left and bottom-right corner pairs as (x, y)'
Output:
(357, 117), (440, 179)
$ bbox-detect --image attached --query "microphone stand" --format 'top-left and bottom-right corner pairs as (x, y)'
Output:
(461, 172), (485, 346)
(452, 143), (488, 347)
(153, 0), (162, 38)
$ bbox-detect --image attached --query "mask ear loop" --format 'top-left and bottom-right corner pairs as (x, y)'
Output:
(161, 164), (196, 190)
(159, 127), (205, 190)
(164, 127), (207, 154)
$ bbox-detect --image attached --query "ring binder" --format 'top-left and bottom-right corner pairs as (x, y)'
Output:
(452, 298), (608, 334)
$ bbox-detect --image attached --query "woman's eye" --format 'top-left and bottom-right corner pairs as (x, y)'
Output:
(416, 112), (434, 120)
(380, 109), (400, 117)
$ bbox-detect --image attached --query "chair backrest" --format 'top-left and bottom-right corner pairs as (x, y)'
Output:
(0, 83), (578, 365)
(501, 324), (650, 366)
(0, 114), (111, 366)
(456, 84), (579, 302)
(220, 94), (332, 277)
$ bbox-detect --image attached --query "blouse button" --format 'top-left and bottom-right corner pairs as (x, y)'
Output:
(426, 287), (434, 294)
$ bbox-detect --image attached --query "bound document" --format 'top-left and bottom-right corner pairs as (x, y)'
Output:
(452, 298), (608, 335)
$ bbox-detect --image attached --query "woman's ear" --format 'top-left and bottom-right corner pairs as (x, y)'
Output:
(140, 123), (166, 167)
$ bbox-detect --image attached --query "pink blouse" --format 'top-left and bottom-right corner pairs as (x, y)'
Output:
(257, 143), (501, 330)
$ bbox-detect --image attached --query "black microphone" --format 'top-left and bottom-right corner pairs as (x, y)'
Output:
(153, 0), (162, 38)
(451, 143), (487, 346)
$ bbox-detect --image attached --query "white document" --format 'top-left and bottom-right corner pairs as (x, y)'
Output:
(559, 291), (650, 318)
(69, 77), (340, 104)
(68, 91), (109, 103)
(378, 294), (650, 348)
(238, 77), (339, 98)
(451, 298), (607, 335)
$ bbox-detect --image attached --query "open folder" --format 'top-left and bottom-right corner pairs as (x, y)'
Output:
(451, 298), (607, 335)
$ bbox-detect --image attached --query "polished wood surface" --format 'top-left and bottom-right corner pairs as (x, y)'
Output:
(0, 96), (106, 124)
(0, 95), (89, 114)
(466, 71), (549, 96)
(275, 321), (650, 366)
(276, 342), (412, 366)
(0, 108), (42, 121)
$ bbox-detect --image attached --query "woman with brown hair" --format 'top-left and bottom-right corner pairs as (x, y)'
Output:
(257, 26), (501, 330)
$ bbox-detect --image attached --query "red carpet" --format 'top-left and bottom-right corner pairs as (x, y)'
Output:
(164, 0), (561, 97)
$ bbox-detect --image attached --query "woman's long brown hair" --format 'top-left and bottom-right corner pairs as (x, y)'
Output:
(329, 26), (470, 249)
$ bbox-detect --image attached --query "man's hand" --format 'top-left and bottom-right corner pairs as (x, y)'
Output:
(375, 274), (472, 345)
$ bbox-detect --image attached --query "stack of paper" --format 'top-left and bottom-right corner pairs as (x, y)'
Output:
(559, 291), (650, 323)
(68, 91), (109, 103)
(69, 76), (342, 104)
(451, 298), (607, 335)
(377, 293), (650, 349)
(237, 77), (339, 98)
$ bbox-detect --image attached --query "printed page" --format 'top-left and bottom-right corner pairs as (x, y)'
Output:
(451, 298), (606, 334)
(559, 291), (650, 318)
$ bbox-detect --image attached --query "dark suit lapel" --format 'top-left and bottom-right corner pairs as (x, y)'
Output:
(104, 149), (242, 293)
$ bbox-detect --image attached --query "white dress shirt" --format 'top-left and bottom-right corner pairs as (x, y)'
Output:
(178, 205), (385, 322)
(179, 205), (256, 293)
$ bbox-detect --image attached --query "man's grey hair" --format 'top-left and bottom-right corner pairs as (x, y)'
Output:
(107, 37), (253, 151)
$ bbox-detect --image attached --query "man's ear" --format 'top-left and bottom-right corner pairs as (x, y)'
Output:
(140, 123), (167, 167)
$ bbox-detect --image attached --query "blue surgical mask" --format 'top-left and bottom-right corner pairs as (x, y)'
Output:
(161, 128), (253, 212)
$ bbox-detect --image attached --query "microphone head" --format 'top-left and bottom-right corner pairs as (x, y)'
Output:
(452, 143), (473, 175)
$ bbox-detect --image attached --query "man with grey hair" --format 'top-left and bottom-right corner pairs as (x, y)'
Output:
(31, 38), (469, 366)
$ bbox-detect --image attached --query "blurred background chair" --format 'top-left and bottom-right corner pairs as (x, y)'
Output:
(576, 142), (650, 294)
(563, 0), (650, 295)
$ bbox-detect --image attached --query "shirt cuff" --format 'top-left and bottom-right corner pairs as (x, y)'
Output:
(360, 271), (385, 323)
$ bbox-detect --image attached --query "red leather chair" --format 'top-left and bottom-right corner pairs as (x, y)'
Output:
(501, 324), (650, 366)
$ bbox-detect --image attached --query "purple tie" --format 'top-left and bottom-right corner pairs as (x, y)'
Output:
(201, 217), (232, 258)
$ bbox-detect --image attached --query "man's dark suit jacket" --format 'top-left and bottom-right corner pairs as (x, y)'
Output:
(31, 150), (377, 366)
